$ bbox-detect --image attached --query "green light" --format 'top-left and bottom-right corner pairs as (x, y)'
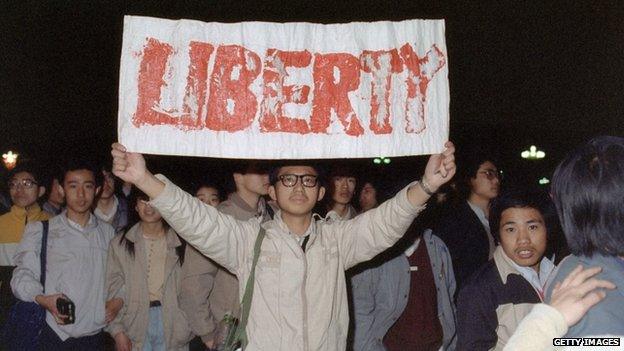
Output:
(539, 177), (550, 185)
(373, 157), (391, 165)
(521, 145), (546, 160)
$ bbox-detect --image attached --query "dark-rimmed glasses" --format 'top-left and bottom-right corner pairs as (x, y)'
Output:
(278, 174), (318, 188)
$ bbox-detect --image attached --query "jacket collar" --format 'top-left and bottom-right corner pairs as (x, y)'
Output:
(58, 210), (99, 231)
(228, 192), (261, 216)
(267, 210), (318, 248)
(9, 203), (44, 221)
(494, 245), (522, 284)
(124, 223), (182, 248)
(326, 205), (357, 221)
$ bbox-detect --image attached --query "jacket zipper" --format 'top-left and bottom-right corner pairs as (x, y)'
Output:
(300, 243), (309, 351)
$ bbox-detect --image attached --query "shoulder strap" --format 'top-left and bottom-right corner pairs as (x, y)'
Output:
(235, 226), (266, 349)
(265, 204), (275, 220)
(40, 220), (49, 292)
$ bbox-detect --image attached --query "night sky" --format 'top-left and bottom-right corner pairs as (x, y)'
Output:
(1, 1), (623, 191)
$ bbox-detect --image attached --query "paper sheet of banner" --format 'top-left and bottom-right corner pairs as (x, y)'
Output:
(118, 15), (449, 159)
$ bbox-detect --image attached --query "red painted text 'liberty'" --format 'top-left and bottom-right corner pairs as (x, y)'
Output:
(133, 38), (445, 136)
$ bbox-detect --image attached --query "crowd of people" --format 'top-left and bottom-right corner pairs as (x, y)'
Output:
(0, 136), (621, 351)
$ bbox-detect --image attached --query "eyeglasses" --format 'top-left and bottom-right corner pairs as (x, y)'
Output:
(8, 179), (38, 189)
(278, 174), (318, 188)
(478, 170), (500, 180)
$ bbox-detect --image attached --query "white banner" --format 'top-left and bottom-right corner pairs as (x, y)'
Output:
(118, 16), (449, 159)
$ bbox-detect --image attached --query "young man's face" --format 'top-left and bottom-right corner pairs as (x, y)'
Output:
(9, 171), (45, 208)
(470, 161), (500, 201)
(61, 169), (98, 215)
(135, 199), (162, 223)
(269, 166), (325, 216)
(358, 182), (378, 211)
(498, 207), (547, 272)
(196, 186), (220, 207)
(237, 172), (270, 196)
(100, 170), (115, 199)
(331, 176), (356, 205)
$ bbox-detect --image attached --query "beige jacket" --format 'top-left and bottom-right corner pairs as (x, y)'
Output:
(503, 303), (623, 351)
(181, 193), (269, 343)
(106, 224), (193, 350)
(150, 175), (423, 351)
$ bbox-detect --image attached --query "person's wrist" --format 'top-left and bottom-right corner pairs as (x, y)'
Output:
(134, 171), (152, 189)
(419, 175), (437, 196)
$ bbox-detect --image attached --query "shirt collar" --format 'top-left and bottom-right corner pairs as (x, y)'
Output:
(64, 211), (97, 231)
(130, 224), (181, 248)
(494, 246), (555, 289)
(509, 254), (555, 294)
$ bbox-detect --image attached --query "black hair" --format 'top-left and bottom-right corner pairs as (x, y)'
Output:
(489, 189), (553, 243)
(8, 161), (44, 185)
(44, 165), (63, 192)
(119, 189), (186, 264)
(354, 175), (392, 211)
(61, 159), (103, 188)
(100, 163), (124, 197)
(456, 151), (499, 200)
(195, 181), (224, 202)
(225, 161), (271, 194)
(551, 135), (624, 257)
(323, 164), (358, 211)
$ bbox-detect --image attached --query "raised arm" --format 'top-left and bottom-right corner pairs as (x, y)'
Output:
(406, 141), (456, 207)
(111, 143), (165, 198)
(111, 143), (256, 274)
(338, 142), (456, 268)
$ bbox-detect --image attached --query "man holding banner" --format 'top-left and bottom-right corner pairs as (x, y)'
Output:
(113, 15), (454, 350)
(110, 141), (455, 350)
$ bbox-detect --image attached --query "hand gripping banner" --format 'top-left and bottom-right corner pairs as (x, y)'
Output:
(118, 16), (449, 159)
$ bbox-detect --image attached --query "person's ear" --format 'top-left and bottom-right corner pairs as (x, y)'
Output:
(37, 186), (46, 199)
(268, 185), (277, 201)
(317, 186), (326, 202)
(58, 185), (65, 198)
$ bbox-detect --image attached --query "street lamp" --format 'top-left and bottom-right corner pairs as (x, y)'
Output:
(521, 145), (545, 160)
(538, 177), (550, 185)
(2, 151), (18, 170)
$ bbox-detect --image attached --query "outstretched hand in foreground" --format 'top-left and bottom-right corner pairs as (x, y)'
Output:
(550, 265), (615, 327)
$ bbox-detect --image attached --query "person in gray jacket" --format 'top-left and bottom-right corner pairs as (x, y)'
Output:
(350, 180), (457, 351)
